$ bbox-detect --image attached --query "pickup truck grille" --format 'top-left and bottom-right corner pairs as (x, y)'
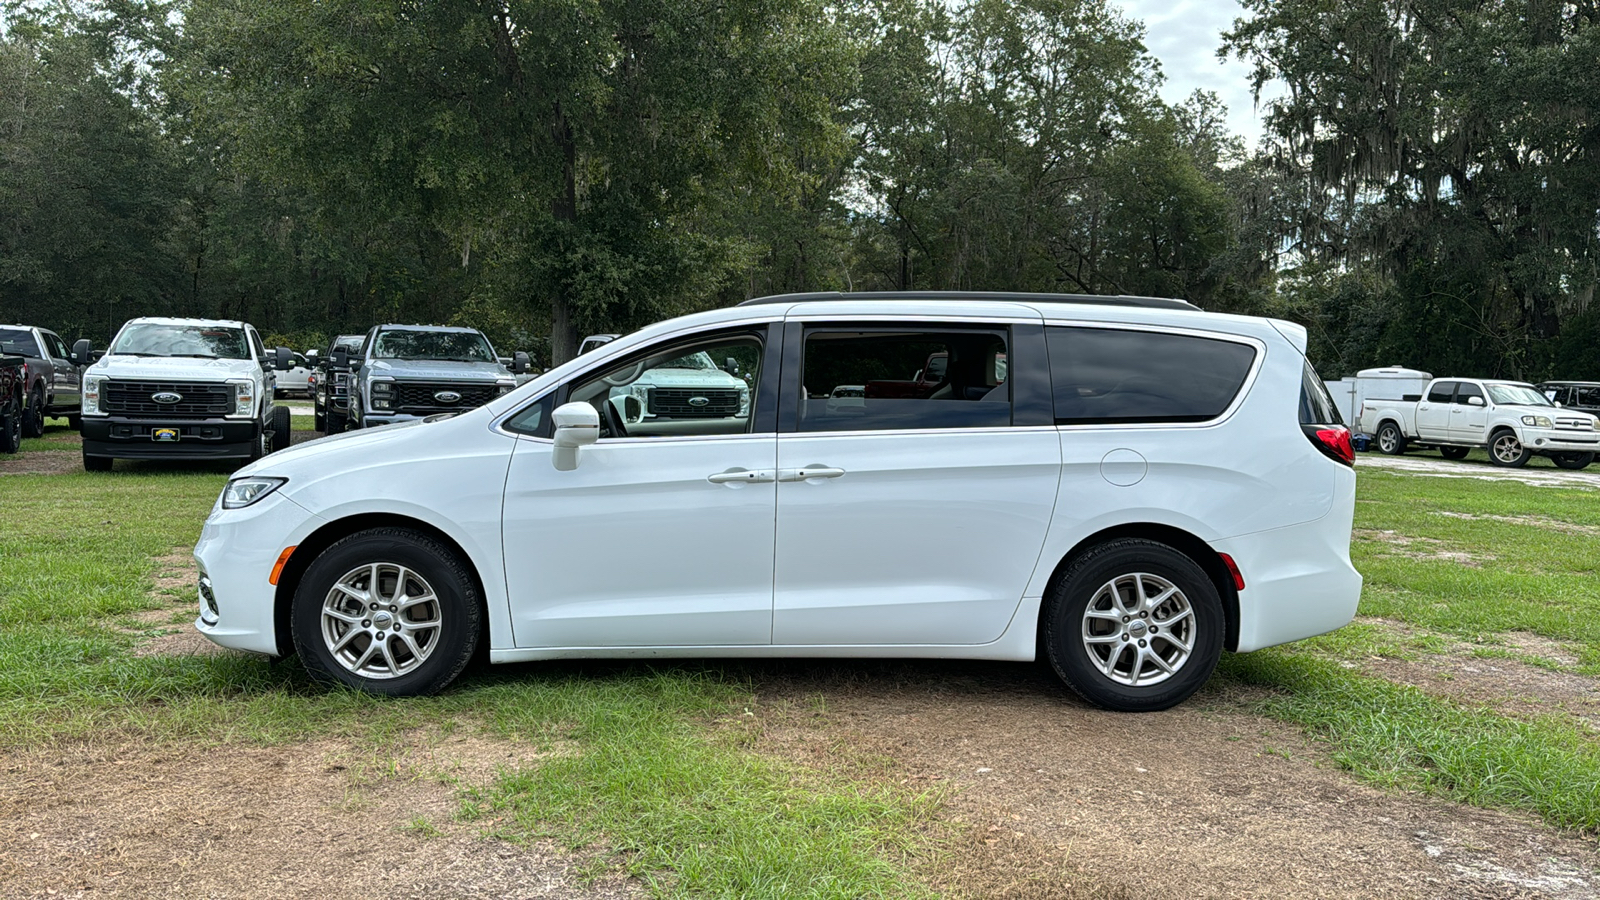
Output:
(331, 371), (349, 398)
(394, 381), (498, 413)
(102, 381), (232, 417)
(647, 388), (742, 418)
(1555, 418), (1594, 430)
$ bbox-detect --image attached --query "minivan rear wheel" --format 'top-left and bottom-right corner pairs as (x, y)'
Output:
(1044, 539), (1224, 712)
(292, 528), (480, 696)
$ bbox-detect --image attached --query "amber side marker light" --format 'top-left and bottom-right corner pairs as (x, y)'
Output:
(1218, 553), (1246, 591)
(269, 546), (297, 585)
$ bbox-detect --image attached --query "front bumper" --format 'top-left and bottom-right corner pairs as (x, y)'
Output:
(193, 490), (324, 656)
(1522, 428), (1600, 452)
(82, 415), (258, 460)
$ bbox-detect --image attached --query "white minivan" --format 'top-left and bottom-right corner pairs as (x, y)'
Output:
(195, 293), (1361, 711)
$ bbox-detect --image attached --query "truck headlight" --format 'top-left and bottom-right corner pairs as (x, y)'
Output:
(739, 386), (751, 417)
(1522, 415), (1553, 427)
(497, 379), (516, 395)
(82, 374), (108, 415)
(369, 380), (395, 410)
(230, 380), (254, 417)
(222, 476), (286, 509)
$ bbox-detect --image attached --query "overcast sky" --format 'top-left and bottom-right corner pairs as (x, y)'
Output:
(1113, 0), (1274, 145)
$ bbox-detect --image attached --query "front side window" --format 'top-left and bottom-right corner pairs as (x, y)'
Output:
(44, 333), (70, 359)
(373, 330), (495, 362)
(798, 328), (1010, 432)
(568, 332), (763, 439)
(0, 328), (42, 358)
(110, 324), (250, 360)
(1046, 326), (1256, 425)
(1486, 383), (1552, 407)
(1454, 382), (1484, 405)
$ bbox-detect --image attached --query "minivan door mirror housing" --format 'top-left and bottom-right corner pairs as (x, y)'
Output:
(551, 401), (600, 471)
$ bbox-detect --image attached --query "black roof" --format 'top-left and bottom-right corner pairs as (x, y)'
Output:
(736, 291), (1201, 311)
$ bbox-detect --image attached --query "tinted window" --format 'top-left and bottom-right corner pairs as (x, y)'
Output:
(799, 329), (1010, 432)
(44, 333), (69, 359)
(0, 328), (41, 357)
(1046, 327), (1256, 425)
(1454, 382), (1483, 404)
(1575, 387), (1600, 407)
(1299, 360), (1342, 425)
(1426, 382), (1456, 404)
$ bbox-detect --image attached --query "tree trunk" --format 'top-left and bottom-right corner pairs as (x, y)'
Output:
(549, 102), (579, 366)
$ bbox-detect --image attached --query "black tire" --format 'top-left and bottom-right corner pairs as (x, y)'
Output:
(268, 404), (292, 453)
(315, 409), (326, 432)
(1043, 539), (1224, 712)
(0, 391), (21, 454)
(327, 408), (347, 434)
(292, 528), (481, 696)
(1439, 446), (1470, 460)
(1550, 452), (1594, 470)
(82, 451), (112, 472)
(67, 413), (82, 431)
(1375, 421), (1407, 455)
(1488, 429), (1532, 468)
(22, 386), (44, 438)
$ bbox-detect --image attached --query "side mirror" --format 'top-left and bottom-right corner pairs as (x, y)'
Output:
(331, 347), (349, 369)
(306, 350), (320, 363)
(724, 357), (739, 375)
(623, 395), (642, 423)
(552, 401), (600, 471)
(1467, 395), (1484, 407)
(512, 351), (531, 374)
(273, 346), (294, 370)
(71, 339), (93, 366)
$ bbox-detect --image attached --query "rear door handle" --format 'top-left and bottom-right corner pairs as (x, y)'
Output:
(777, 466), (845, 482)
(707, 468), (776, 484)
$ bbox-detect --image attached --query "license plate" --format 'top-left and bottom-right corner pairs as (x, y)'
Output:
(152, 428), (181, 442)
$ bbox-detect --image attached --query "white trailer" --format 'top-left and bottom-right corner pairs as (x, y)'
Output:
(1323, 366), (1433, 432)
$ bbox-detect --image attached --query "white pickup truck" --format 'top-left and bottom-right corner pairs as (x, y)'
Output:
(1358, 378), (1600, 469)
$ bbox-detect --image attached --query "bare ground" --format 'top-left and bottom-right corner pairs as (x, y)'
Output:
(1357, 455), (1600, 489)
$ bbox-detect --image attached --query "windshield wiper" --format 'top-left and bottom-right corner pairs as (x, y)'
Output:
(168, 353), (222, 359)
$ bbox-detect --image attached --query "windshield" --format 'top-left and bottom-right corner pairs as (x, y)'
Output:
(372, 330), (494, 362)
(659, 351), (718, 370)
(110, 323), (250, 359)
(0, 328), (41, 358)
(333, 335), (365, 353)
(1486, 383), (1553, 407)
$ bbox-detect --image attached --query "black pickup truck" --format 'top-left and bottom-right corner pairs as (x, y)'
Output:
(1, 355), (23, 453)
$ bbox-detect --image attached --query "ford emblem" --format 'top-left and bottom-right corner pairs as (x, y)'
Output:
(152, 391), (182, 404)
(688, 396), (710, 407)
(433, 390), (462, 404)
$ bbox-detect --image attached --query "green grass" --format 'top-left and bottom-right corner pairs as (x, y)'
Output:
(0, 469), (938, 897)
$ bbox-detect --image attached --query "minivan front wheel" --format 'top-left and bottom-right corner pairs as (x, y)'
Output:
(292, 528), (481, 696)
(1044, 539), (1224, 712)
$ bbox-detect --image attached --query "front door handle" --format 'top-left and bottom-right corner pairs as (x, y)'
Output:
(707, 468), (776, 484)
(777, 466), (846, 482)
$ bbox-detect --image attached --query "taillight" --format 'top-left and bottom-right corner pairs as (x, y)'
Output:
(1303, 424), (1354, 466)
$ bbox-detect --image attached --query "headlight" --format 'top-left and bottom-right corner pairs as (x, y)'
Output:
(739, 386), (751, 417)
(82, 374), (108, 415)
(1522, 415), (1553, 427)
(222, 476), (287, 509)
(497, 380), (516, 395)
(230, 380), (255, 416)
(371, 381), (394, 394)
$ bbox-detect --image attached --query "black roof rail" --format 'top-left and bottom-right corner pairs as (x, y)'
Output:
(735, 290), (1202, 312)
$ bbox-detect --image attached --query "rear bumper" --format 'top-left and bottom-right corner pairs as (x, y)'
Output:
(82, 415), (257, 460)
(1215, 468), (1362, 652)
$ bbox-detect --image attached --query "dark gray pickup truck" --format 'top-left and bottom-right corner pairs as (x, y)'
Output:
(0, 325), (85, 435)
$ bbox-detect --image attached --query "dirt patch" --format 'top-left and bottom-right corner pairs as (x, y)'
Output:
(0, 732), (640, 900)
(1354, 528), (1495, 566)
(1357, 455), (1600, 490)
(750, 661), (1600, 900)
(0, 450), (83, 476)
(1432, 511), (1600, 537)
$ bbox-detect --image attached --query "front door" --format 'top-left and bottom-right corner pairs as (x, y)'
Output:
(1451, 382), (1488, 443)
(771, 322), (1061, 646)
(42, 332), (79, 409)
(501, 327), (780, 648)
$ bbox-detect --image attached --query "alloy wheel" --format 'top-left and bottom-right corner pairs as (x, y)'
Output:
(1492, 433), (1523, 464)
(320, 562), (442, 679)
(1080, 572), (1196, 687)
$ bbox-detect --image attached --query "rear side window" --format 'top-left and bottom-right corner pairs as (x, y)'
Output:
(0, 328), (41, 357)
(1045, 326), (1256, 425)
(1427, 382), (1455, 403)
(1299, 360), (1342, 425)
(799, 328), (1010, 432)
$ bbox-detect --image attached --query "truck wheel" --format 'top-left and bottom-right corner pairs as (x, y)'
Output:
(326, 409), (347, 434)
(82, 451), (112, 472)
(1551, 452), (1594, 470)
(315, 408), (326, 432)
(1043, 539), (1224, 712)
(1488, 430), (1532, 468)
(0, 392), (21, 454)
(22, 385), (44, 438)
(268, 404), (292, 453)
(1376, 422), (1407, 455)
(1439, 446), (1470, 460)
(291, 528), (481, 696)
(67, 413), (81, 431)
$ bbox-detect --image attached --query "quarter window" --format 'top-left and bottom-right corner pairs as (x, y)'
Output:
(1046, 326), (1256, 425)
(798, 329), (1010, 432)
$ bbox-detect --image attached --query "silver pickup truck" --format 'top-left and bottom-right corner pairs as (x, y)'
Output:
(0, 324), (85, 434)
(347, 324), (529, 428)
